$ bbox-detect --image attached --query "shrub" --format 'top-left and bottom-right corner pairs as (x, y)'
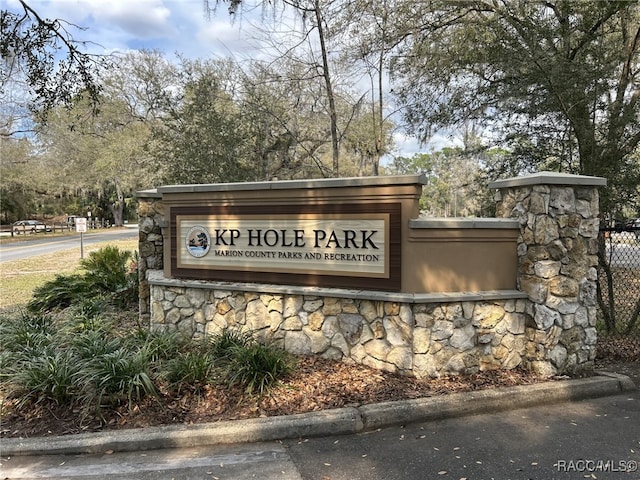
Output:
(79, 348), (156, 411)
(27, 274), (90, 313)
(81, 247), (139, 308)
(81, 246), (132, 291)
(222, 340), (295, 395)
(164, 349), (216, 393)
(26, 246), (138, 314)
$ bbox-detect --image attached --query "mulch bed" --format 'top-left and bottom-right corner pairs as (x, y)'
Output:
(0, 356), (545, 439)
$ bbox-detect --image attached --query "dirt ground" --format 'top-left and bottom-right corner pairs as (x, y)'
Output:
(0, 358), (545, 439)
(596, 359), (640, 385)
(1, 354), (637, 440)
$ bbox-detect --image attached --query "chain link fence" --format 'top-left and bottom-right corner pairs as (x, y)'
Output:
(597, 226), (640, 363)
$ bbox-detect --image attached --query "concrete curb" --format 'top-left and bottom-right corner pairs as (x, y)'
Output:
(2, 374), (635, 457)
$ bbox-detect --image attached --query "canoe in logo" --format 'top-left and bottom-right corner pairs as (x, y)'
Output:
(186, 226), (211, 258)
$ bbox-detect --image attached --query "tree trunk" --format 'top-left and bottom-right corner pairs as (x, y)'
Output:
(314, 0), (340, 176)
(109, 186), (125, 227)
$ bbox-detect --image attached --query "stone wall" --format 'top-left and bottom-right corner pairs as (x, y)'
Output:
(137, 191), (164, 322)
(148, 271), (527, 379)
(490, 173), (606, 376)
(137, 172), (605, 379)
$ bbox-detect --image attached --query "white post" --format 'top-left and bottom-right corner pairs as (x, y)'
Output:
(76, 217), (88, 259)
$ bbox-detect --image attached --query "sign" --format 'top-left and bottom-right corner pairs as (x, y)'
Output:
(180, 216), (386, 275)
(75, 217), (87, 233)
(170, 204), (401, 291)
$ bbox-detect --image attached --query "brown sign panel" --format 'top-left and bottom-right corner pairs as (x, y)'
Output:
(170, 203), (401, 291)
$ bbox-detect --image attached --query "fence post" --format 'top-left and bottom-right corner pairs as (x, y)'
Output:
(489, 172), (607, 376)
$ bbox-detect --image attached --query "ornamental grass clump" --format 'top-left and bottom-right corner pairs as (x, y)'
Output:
(10, 347), (80, 408)
(207, 327), (253, 359)
(2, 244), (297, 423)
(224, 341), (295, 395)
(0, 308), (161, 418)
(214, 329), (296, 395)
(128, 328), (189, 366)
(164, 349), (218, 394)
(77, 347), (156, 414)
(1, 312), (78, 407)
(1, 305), (296, 426)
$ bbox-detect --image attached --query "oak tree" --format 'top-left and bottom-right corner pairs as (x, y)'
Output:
(1, 0), (107, 135)
(390, 0), (640, 212)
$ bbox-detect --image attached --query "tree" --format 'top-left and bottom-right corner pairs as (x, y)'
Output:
(207, 0), (354, 176)
(102, 50), (180, 123)
(1, 1), (107, 135)
(152, 60), (253, 184)
(334, 0), (398, 175)
(390, 0), (640, 213)
(36, 94), (153, 226)
(0, 135), (38, 221)
(342, 104), (394, 177)
(237, 60), (335, 179)
(388, 147), (490, 217)
(238, 55), (396, 179)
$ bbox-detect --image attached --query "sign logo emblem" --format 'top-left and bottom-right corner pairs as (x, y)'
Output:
(186, 226), (211, 258)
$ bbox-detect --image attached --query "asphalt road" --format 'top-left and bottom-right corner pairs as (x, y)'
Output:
(0, 228), (138, 263)
(2, 388), (638, 480)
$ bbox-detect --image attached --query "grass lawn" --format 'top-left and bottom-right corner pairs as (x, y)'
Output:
(0, 237), (138, 311)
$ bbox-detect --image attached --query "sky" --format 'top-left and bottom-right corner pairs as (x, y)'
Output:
(7, 0), (457, 157)
(9, 0), (261, 59)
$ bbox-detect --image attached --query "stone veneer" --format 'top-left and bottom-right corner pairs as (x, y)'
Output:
(147, 270), (527, 378)
(489, 172), (606, 376)
(137, 193), (164, 320)
(137, 172), (606, 379)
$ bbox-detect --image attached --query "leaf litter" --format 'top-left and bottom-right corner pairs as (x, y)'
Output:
(1, 356), (545, 438)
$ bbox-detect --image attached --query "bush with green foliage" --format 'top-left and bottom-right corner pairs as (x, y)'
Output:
(223, 340), (295, 395)
(26, 274), (92, 313)
(81, 246), (132, 290)
(0, 305), (296, 423)
(27, 246), (138, 313)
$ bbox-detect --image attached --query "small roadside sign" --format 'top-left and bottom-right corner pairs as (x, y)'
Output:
(76, 217), (87, 259)
(76, 217), (87, 233)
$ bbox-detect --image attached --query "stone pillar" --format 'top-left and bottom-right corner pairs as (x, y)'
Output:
(137, 190), (164, 324)
(489, 172), (606, 376)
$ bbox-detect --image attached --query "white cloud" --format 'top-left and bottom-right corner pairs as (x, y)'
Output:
(12, 0), (221, 58)
(196, 19), (261, 58)
(390, 131), (462, 159)
(88, 0), (175, 39)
